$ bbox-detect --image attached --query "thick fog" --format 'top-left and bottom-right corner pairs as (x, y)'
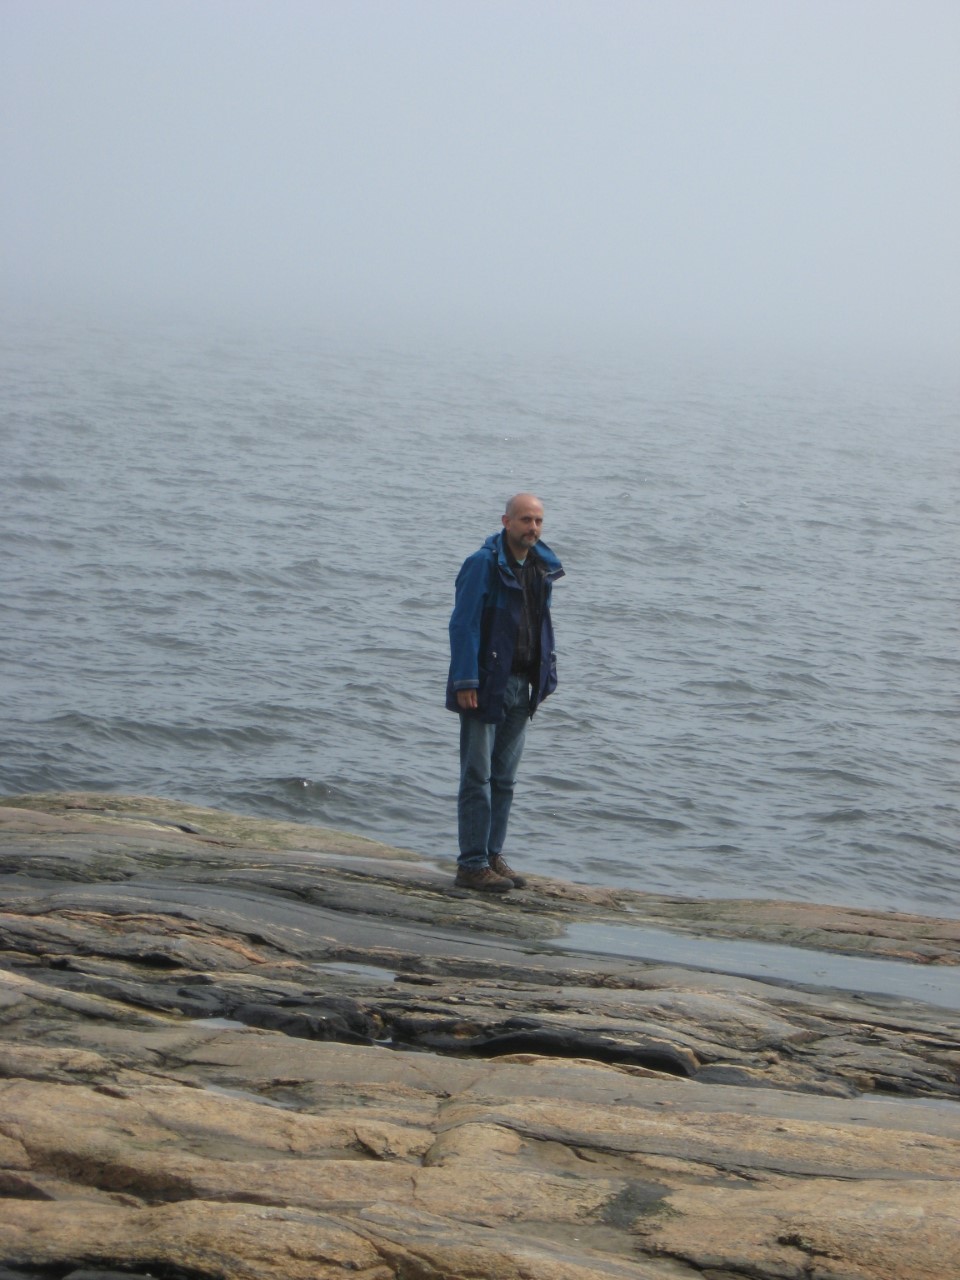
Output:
(3, 0), (958, 365)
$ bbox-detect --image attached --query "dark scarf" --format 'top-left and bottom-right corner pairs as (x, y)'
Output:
(506, 542), (545, 676)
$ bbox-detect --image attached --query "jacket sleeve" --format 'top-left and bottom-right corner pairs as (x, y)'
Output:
(448, 550), (492, 691)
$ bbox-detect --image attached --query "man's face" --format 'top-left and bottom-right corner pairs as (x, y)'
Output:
(502, 498), (544, 558)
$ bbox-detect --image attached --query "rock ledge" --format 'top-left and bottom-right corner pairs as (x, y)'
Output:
(1, 792), (958, 1280)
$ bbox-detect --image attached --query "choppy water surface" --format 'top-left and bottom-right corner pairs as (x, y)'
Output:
(2, 314), (957, 918)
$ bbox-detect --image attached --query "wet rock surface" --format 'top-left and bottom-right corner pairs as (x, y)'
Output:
(0, 792), (958, 1279)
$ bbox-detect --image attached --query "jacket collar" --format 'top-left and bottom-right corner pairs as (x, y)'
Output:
(487, 529), (564, 579)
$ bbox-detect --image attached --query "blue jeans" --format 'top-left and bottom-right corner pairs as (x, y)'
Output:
(458, 674), (530, 868)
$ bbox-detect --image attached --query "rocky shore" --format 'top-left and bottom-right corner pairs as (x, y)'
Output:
(1, 792), (957, 1280)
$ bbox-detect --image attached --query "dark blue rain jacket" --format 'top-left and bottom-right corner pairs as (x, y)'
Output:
(446, 531), (564, 722)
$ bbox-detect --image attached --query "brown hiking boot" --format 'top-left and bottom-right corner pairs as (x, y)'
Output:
(489, 855), (527, 888)
(455, 864), (513, 893)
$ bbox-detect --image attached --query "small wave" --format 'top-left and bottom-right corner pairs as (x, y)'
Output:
(275, 776), (343, 800)
(225, 776), (384, 824)
(527, 773), (593, 792)
(581, 807), (689, 833)
(285, 557), (329, 581)
(776, 766), (882, 788)
(136, 631), (207, 652)
(46, 712), (286, 749)
(899, 830), (958, 855)
(186, 566), (244, 585)
(12, 472), (69, 492)
(682, 678), (760, 694)
(1, 530), (74, 551)
(772, 670), (832, 690)
(809, 807), (870, 824)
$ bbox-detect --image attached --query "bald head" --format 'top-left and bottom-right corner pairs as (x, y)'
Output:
(502, 493), (545, 560)
(504, 492), (543, 518)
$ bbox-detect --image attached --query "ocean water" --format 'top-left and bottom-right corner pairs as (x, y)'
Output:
(2, 312), (958, 919)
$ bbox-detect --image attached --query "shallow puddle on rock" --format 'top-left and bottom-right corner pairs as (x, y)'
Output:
(553, 923), (960, 1010)
(189, 1017), (250, 1030)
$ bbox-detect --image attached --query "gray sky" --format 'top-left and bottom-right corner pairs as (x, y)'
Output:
(3, 0), (958, 365)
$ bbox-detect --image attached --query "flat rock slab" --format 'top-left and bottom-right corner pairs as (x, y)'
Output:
(0, 791), (958, 1280)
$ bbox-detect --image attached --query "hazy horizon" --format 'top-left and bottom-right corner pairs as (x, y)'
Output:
(3, 1), (958, 371)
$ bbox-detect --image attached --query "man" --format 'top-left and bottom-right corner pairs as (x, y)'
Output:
(446, 493), (565, 892)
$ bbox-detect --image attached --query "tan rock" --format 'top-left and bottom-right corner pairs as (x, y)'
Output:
(639, 1179), (960, 1280)
(1, 792), (958, 1279)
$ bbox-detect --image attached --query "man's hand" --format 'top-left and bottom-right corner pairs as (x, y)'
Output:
(456, 689), (478, 710)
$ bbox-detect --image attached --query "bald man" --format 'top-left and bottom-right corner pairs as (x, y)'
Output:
(445, 494), (565, 891)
